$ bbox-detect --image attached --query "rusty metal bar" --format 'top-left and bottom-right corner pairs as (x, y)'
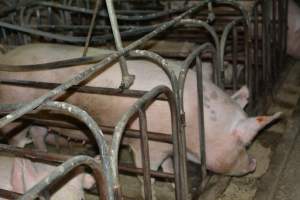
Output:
(0, 188), (21, 199)
(0, 79), (168, 101)
(138, 109), (152, 200)
(19, 155), (106, 200)
(232, 24), (238, 90)
(195, 57), (207, 190)
(0, 21), (156, 44)
(105, 0), (134, 89)
(0, 143), (174, 180)
(0, 143), (70, 163)
(0, 53), (113, 71)
(82, 0), (102, 56)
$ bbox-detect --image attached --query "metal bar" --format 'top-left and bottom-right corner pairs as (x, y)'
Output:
(0, 143), (70, 163)
(0, 79), (168, 101)
(0, 53), (113, 71)
(138, 109), (152, 200)
(0, 188), (21, 199)
(232, 24), (238, 91)
(82, 0), (102, 56)
(19, 156), (106, 200)
(0, 21), (156, 44)
(0, 143), (174, 180)
(195, 57), (207, 190)
(105, 0), (134, 89)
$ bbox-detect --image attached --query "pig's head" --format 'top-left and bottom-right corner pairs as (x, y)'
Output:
(11, 158), (96, 200)
(209, 112), (281, 176)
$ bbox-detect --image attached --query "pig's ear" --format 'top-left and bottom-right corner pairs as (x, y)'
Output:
(231, 86), (250, 109)
(11, 158), (38, 193)
(233, 112), (282, 146)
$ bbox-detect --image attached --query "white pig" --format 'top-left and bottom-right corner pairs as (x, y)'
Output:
(0, 43), (281, 176)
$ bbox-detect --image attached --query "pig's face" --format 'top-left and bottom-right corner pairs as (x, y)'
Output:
(208, 112), (281, 176)
(206, 134), (256, 176)
(220, 140), (256, 176)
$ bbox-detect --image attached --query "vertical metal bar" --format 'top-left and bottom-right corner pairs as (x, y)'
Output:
(105, 0), (135, 89)
(254, 5), (259, 105)
(232, 24), (238, 91)
(47, 7), (52, 25)
(195, 57), (207, 188)
(272, 0), (277, 83)
(138, 108), (152, 200)
(36, 9), (41, 26)
(261, 2), (268, 97)
(82, 0), (102, 56)
(244, 20), (252, 109)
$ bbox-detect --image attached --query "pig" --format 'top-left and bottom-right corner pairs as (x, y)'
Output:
(287, 0), (300, 59)
(0, 155), (95, 200)
(0, 43), (281, 176)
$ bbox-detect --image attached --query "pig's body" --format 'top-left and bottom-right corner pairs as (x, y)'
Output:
(0, 155), (92, 200)
(0, 43), (280, 176)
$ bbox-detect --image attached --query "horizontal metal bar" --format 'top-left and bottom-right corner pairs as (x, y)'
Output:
(0, 79), (168, 100)
(0, 113), (173, 143)
(0, 188), (21, 199)
(0, 143), (174, 179)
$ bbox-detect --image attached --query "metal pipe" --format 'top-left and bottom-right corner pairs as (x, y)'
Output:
(195, 57), (207, 190)
(138, 108), (152, 200)
(105, 0), (134, 89)
(82, 0), (102, 56)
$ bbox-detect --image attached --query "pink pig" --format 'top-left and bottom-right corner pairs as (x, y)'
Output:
(0, 43), (280, 176)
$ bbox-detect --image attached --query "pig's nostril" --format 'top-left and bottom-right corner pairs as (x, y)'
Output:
(249, 158), (256, 172)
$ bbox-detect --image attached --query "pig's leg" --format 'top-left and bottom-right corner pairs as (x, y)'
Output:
(160, 157), (176, 189)
(8, 125), (32, 148)
(28, 126), (49, 151)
